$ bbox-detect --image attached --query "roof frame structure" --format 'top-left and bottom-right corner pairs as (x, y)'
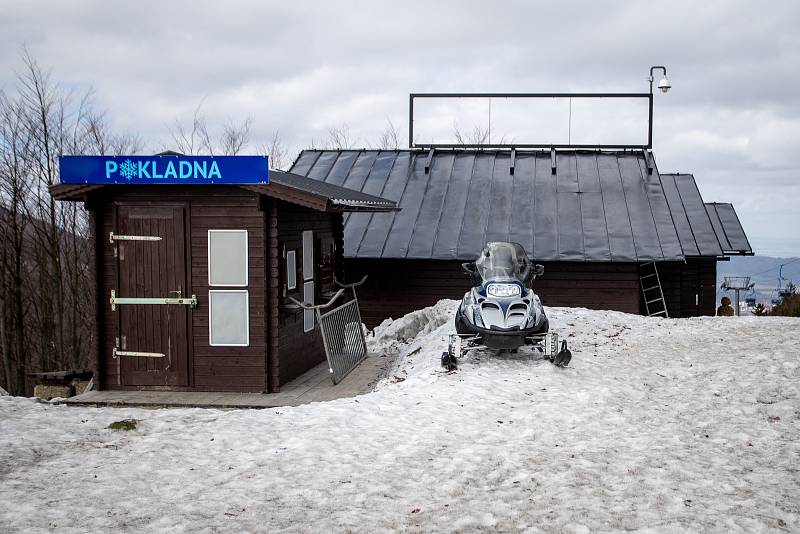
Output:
(408, 92), (654, 150)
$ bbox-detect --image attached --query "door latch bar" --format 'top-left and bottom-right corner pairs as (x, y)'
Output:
(112, 347), (165, 359)
(110, 232), (163, 244)
(110, 290), (197, 311)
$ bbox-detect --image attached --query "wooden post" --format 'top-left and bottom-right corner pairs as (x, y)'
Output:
(266, 199), (281, 392)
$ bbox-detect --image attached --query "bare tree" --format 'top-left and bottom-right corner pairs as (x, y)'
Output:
(453, 122), (489, 145)
(326, 124), (353, 149)
(0, 51), (137, 394)
(85, 110), (143, 156)
(171, 101), (212, 155)
(17, 50), (68, 376)
(0, 90), (34, 395)
(220, 118), (252, 156)
(171, 101), (251, 155)
(377, 118), (400, 150)
(261, 130), (289, 170)
(452, 121), (509, 146)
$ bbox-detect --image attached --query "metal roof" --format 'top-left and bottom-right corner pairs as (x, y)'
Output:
(50, 169), (398, 213)
(291, 149), (691, 262)
(268, 170), (398, 210)
(659, 174), (724, 257)
(704, 202), (753, 255)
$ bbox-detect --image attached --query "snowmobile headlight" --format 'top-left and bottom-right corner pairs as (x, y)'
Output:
(486, 283), (521, 298)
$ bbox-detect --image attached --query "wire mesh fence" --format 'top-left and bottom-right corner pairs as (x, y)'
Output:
(317, 298), (367, 384)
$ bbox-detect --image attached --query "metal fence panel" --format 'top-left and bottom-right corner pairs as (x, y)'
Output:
(289, 276), (369, 385)
(317, 298), (367, 384)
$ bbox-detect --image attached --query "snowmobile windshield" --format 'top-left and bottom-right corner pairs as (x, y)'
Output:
(475, 242), (530, 282)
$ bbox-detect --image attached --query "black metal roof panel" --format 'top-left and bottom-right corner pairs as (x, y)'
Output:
(291, 149), (687, 262)
(704, 202), (753, 255)
(660, 174), (724, 257)
(267, 170), (398, 210)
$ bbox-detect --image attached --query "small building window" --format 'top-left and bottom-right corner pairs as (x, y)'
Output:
(208, 230), (248, 286)
(303, 281), (314, 332)
(209, 290), (249, 346)
(302, 230), (314, 281)
(286, 250), (297, 290)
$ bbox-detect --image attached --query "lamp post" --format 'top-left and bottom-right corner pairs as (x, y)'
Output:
(647, 65), (671, 148)
(649, 66), (671, 94)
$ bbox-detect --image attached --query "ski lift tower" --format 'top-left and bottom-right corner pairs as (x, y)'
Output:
(721, 276), (754, 316)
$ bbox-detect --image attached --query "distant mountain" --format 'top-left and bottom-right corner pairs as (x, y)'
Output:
(716, 255), (800, 311)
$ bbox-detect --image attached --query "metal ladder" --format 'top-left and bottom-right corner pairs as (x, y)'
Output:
(639, 262), (669, 317)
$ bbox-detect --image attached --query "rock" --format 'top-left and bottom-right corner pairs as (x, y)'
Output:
(34, 384), (74, 401)
(72, 380), (91, 396)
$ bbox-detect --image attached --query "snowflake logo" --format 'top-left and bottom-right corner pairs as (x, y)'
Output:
(119, 159), (137, 180)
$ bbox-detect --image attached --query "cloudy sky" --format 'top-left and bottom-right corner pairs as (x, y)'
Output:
(1, 1), (798, 256)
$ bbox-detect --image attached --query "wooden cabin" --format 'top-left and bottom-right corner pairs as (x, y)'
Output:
(289, 149), (752, 326)
(50, 170), (397, 393)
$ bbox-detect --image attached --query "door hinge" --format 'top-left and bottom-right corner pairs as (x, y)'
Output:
(110, 290), (197, 311)
(113, 348), (165, 359)
(110, 232), (162, 244)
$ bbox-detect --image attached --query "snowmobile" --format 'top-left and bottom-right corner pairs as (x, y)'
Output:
(442, 242), (571, 370)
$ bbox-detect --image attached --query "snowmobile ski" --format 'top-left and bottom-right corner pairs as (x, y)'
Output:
(441, 334), (462, 370)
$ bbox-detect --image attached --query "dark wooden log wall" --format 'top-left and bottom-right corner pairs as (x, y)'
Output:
(90, 186), (267, 392)
(698, 260), (718, 316)
(345, 259), (644, 328)
(276, 204), (343, 386)
(348, 258), (718, 327)
(93, 199), (118, 389)
(657, 259), (717, 317)
(265, 198), (281, 393)
(188, 190), (266, 392)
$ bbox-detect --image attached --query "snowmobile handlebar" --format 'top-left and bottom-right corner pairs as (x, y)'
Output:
(519, 263), (545, 282)
(461, 262), (544, 283)
(461, 262), (481, 286)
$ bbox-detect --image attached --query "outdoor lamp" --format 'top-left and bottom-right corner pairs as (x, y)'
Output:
(649, 65), (671, 94)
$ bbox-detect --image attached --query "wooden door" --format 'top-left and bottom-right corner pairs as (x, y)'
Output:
(116, 204), (189, 386)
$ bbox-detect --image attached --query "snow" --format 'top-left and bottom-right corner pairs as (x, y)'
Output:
(1, 301), (799, 532)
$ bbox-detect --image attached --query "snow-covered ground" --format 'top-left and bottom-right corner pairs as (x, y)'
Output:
(1, 301), (799, 533)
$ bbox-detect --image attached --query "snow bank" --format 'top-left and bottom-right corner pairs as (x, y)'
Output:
(368, 298), (454, 351)
(1, 307), (799, 533)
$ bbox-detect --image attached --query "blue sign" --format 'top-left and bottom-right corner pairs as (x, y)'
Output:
(58, 155), (269, 185)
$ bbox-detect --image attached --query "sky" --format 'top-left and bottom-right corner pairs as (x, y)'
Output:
(1, 0), (798, 256)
